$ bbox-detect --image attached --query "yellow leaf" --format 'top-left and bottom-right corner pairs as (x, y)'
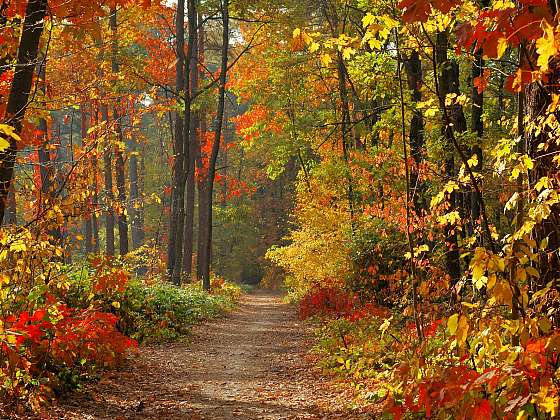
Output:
(497, 37), (509, 59)
(456, 315), (469, 346)
(493, 281), (513, 307)
(321, 54), (332, 67)
(342, 47), (355, 60)
(309, 42), (320, 53)
(292, 28), (301, 39)
(10, 242), (26, 252)
(447, 313), (459, 335)
(0, 138), (9, 153)
(112, 301), (121, 309)
(0, 124), (21, 148)
(472, 262), (485, 283)
(362, 13), (376, 28)
(536, 22), (558, 72)
(538, 317), (552, 334)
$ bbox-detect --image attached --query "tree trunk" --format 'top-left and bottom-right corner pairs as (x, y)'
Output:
(199, 0), (229, 290)
(404, 50), (426, 212)
(182, 8), (199, 279)
(36, 58), (62, 243)
(129, 134), (144, 250)
(196, 18), (206, 280)
(168, 0), (186, 281)
(436, 31), (462, 284)
(102, 105), (115, 256)
(171, 0), (197, 285)
(2, 189), (16, 225)
(92, 110), (101, 253)
(0, 0), (47, 224)
(470, 0), (490, 232)
(81, 108), (93, 253)
(525, 72), (560, 289)
(470, 50), (484, 232)
(110, 8), (129, 256)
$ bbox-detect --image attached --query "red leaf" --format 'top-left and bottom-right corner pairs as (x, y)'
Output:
(473, 399), (493, 420)
(31, 309), (47, 322)
(398, 0), (431, 22)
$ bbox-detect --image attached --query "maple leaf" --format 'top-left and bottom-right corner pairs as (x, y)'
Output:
(433, 0), (461, 14)
(536, 22), (558, 72)
(472, 399), (493, 420)
(398, 0), (431, 23)
(505, 68), (535, 92)
(474, 69), (491, 94)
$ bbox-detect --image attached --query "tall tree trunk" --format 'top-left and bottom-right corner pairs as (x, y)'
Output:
(0, 0), (47, 224)
(102, 106), (115, 256)
(196, 18), (206, 279)
(2, 190), (16, 225)
(92, 109), (101, 253)
(110, 8), (129, 256)
(114, 115), (129, 255)
(182, 7), (199, 278)
(470, 0), (489, 231)
(436, 31), (462, 284)
(470, 50), (484, 232)
(81, 107), (93, 253)
(129, 134), (144, 250)
(525, 73), (560, 290)
(404, 50), (426, 212)
(171, 0), (197, 284)
(199, 0), (229, 290)
(168, 0), (186, 281)
(320, 0), (355, 230)
(37, 57), (62, 242)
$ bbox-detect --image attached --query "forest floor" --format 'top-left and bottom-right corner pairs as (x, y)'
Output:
(40, 290), (367, 419)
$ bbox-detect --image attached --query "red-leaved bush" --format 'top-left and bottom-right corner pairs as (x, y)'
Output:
(1, 301), (137, 410)
(299, 286), (389, 320)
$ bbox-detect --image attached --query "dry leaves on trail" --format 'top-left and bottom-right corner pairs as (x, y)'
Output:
(36, 291), (369, 420)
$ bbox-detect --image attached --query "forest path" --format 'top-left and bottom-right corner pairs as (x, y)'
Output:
(49, 290), (362, 419)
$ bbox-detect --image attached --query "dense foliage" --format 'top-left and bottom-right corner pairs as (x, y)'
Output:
(0, 227), (239, 413)
(235, 0), (560, 418)
(2, 0), (560, 418)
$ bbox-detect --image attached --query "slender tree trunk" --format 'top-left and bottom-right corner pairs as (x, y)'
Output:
(199, 0), (229, 290)
(470, 50), (484, 231)
(81, 108), (93, 253)
(470, 0), (490, 231)
(114, 116), (129, 255)
(102, 105), (115, 256)
(196, 18), (206, 279)
(168, 0), (186, 280)
(320, 0), (355, 230)
(0, 0), (47, 223)
(338, 54), (355, 230)
(36, 57), (62, 243)
(171, 0), (197, 284)
(404, 50), (426, 212)
(129, 134), (144, 250)
(110, 8), (129, 256)
(92, 110), (101, 253)
(436, 31), (462, 284)
(2, 190), (16, 225)
(196, 114), (207, 280)
(525, 72), (560, 290)
(182, 7), (199, 278)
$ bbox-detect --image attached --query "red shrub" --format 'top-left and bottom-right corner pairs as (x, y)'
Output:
(299, 286), (389, 321)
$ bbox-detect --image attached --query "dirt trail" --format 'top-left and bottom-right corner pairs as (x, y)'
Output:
(48, 290), (363, 419)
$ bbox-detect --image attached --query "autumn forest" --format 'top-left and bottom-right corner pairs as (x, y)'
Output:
(0, 0), (559, 418)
